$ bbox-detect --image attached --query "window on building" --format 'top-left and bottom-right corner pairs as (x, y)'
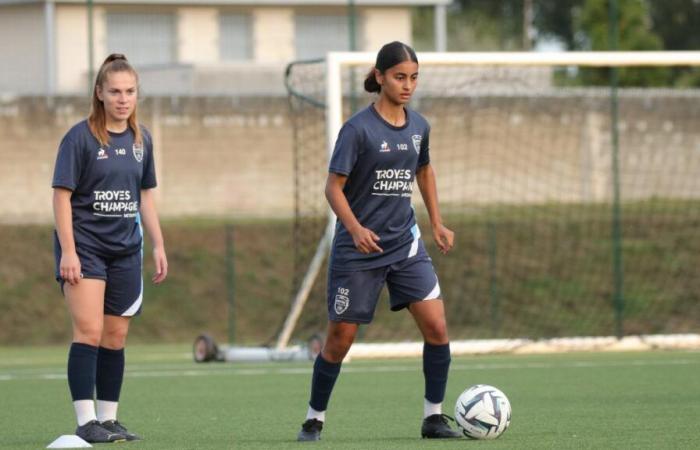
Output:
(219, 14), (252, 61)
(106, 13), (176, 67)
(295, 14), (360, 59)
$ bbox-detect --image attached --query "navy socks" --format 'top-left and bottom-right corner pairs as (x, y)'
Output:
(67, 343), (125, 403)
(305, 344), (449, 416)
(309, 355), (342, 412)
(423, 342), (451, 403)
(96, 346), (125, 402)
(67, 343), (98, 401)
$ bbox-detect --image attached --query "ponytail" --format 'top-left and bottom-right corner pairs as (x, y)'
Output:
(364, 69), (381, 93)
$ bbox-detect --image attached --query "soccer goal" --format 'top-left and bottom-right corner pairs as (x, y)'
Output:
(280, 51), (700, 358)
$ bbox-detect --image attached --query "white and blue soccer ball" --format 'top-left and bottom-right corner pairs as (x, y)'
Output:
(454, 384), (511, 439)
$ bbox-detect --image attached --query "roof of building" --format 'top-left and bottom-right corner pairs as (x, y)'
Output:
(1, 0), (451, 6)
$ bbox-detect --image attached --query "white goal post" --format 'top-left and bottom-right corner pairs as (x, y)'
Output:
(276, 51), (700, 356)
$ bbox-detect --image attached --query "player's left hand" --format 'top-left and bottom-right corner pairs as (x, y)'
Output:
(432, 223), (454, 254)
(152, 246), (168, 284)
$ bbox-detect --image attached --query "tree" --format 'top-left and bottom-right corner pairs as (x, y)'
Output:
(576, 0), (670, 86)
(533, 0), (585, 50)
(649, 0), (700, 87)
(649, 0), (700, 50)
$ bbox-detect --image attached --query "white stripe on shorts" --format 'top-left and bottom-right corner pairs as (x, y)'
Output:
(423, 279), (441, 300)
(121, 278), (143, 317)
(408, 224), (422, 258)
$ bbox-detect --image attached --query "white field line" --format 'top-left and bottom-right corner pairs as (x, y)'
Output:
(0, 357), (698, 382)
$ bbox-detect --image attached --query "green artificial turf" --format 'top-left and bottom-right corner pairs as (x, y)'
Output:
(1, 345), (699, 449)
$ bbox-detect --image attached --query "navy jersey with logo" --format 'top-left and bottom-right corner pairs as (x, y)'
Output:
(329, 104), (430, 270)
(52, 120), (156, 257)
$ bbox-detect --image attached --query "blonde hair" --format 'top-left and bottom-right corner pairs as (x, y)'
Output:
(87, 53), (142, 147)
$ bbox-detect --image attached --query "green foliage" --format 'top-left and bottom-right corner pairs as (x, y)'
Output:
(533, 0), (584, 49)
(674, 68), (700, 87)
(577, 0), (670, 86)
(417, 0), (700, 87)
(649, 0), (700, 50)
(579, 0), (663, 51)
(649, 1), (700, 87)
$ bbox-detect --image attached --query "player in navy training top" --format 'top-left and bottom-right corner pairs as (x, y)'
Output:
(297, 42), (461, 441)
(52, 54), (167, 444)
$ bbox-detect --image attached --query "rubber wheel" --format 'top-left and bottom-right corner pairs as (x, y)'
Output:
(193, 334), (218, 363)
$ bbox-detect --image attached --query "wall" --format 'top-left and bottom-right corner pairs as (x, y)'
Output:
(0, 96), (292, 224)
(3, 91), (700, 225)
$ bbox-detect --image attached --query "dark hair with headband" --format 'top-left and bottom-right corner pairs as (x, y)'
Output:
(364, 41), (418, 93)
(88, 53), (142, 146)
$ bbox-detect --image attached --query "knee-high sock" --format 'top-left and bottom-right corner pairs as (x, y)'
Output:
(96, 347), (125, 422)
(68, 343), (98, 401)
(308, 354), (342, 413)
(423, 342), (451, 404)
(68, 343), (99, 425)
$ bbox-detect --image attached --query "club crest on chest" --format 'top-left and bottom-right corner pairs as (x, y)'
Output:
(411, 135), (422, 154)
(132, 143), (144, 162)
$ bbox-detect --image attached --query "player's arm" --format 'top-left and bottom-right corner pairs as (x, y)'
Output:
(53, 187), (81, 285)
(325, 173), (382, 254)
(139, 188), (168, 283)
(416, 163), (454, 254)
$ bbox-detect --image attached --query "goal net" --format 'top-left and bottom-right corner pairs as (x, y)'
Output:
(281, 52), (700, 356)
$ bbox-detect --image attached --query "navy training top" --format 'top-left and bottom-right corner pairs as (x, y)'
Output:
(329, 104), (431, 270)
(51, 120), (157, 257)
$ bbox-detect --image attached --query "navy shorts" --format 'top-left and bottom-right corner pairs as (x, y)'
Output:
(54, 238), (143, 317)
(327, 240), (442, 324)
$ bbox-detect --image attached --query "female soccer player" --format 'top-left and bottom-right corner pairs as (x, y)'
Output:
(52, 54), (167, 443)
(297, 41), (460, 441)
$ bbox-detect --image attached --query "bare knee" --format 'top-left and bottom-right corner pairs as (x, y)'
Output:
(322, 326), (356, 363)
(101, 326), (128, 349)
(73, 325), (102, 347)
(422, 319), (449, 345)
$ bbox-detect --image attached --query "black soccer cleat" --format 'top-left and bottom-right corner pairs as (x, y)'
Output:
(101, 420), (142, 441)
(75, 420), (127, 443)
(297, 418), (323, 441)
(421, 414), (462, 439)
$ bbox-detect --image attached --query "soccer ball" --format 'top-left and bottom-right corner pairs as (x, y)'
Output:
(454, 384), (511, 439)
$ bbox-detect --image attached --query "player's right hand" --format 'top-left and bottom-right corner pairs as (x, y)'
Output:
(351, 227), (383, 254)
(60, 251), (82, 285)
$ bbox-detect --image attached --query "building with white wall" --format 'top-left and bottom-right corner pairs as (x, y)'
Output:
(0, 0), (451, 95)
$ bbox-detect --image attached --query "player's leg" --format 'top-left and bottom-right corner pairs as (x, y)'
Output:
(298, 321), (359, 441)
(298, 266), (385, 442)
(387, 242), (460, 439)
(310, 321), (360, 416)
(64, 279), (126, 443)
(65, 279), (105, 425)
(96, 251), (143, 441)
(409, 301), (460, 438)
